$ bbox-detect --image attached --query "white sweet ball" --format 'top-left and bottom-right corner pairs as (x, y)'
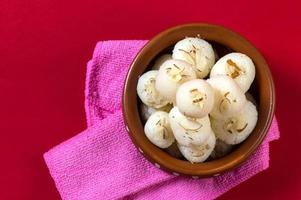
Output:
(140, 103), (172, 122)
(210, 139), (234, 159)
(137, 70), (169, 108)
(172, 37), (215, 78)
(207, 75), (246, 119)
(210, 53), (255, 92)
(169, 107), (212, 146)
(152, 54), (172, 70)
(155, 59), (197, 103)
(144, 111), (175, 148)
(210, 101), (258, 145)
(176, 79), (214, 118)
(178, 132), (216, 163)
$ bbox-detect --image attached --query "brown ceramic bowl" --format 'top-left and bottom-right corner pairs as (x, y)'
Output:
(122, 23), (275, 177)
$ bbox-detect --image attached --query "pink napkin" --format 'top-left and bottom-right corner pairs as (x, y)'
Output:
(44, 40), (280, 200)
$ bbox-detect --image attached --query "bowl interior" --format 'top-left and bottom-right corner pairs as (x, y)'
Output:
(123, 24), (275, 176)
(142, 41), (258, 158)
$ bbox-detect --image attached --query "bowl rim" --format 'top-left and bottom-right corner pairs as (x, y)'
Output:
(122, 23), (275, 177)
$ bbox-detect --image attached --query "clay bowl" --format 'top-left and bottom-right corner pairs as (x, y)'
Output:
(122, 23), (275, 177)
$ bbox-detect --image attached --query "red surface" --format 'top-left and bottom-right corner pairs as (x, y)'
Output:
(1, 0), (301, 199)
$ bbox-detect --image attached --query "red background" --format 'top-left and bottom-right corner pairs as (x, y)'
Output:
(1, 0), (301, 199)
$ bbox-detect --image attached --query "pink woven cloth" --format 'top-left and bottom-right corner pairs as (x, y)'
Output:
(44, 40), (280, 200)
